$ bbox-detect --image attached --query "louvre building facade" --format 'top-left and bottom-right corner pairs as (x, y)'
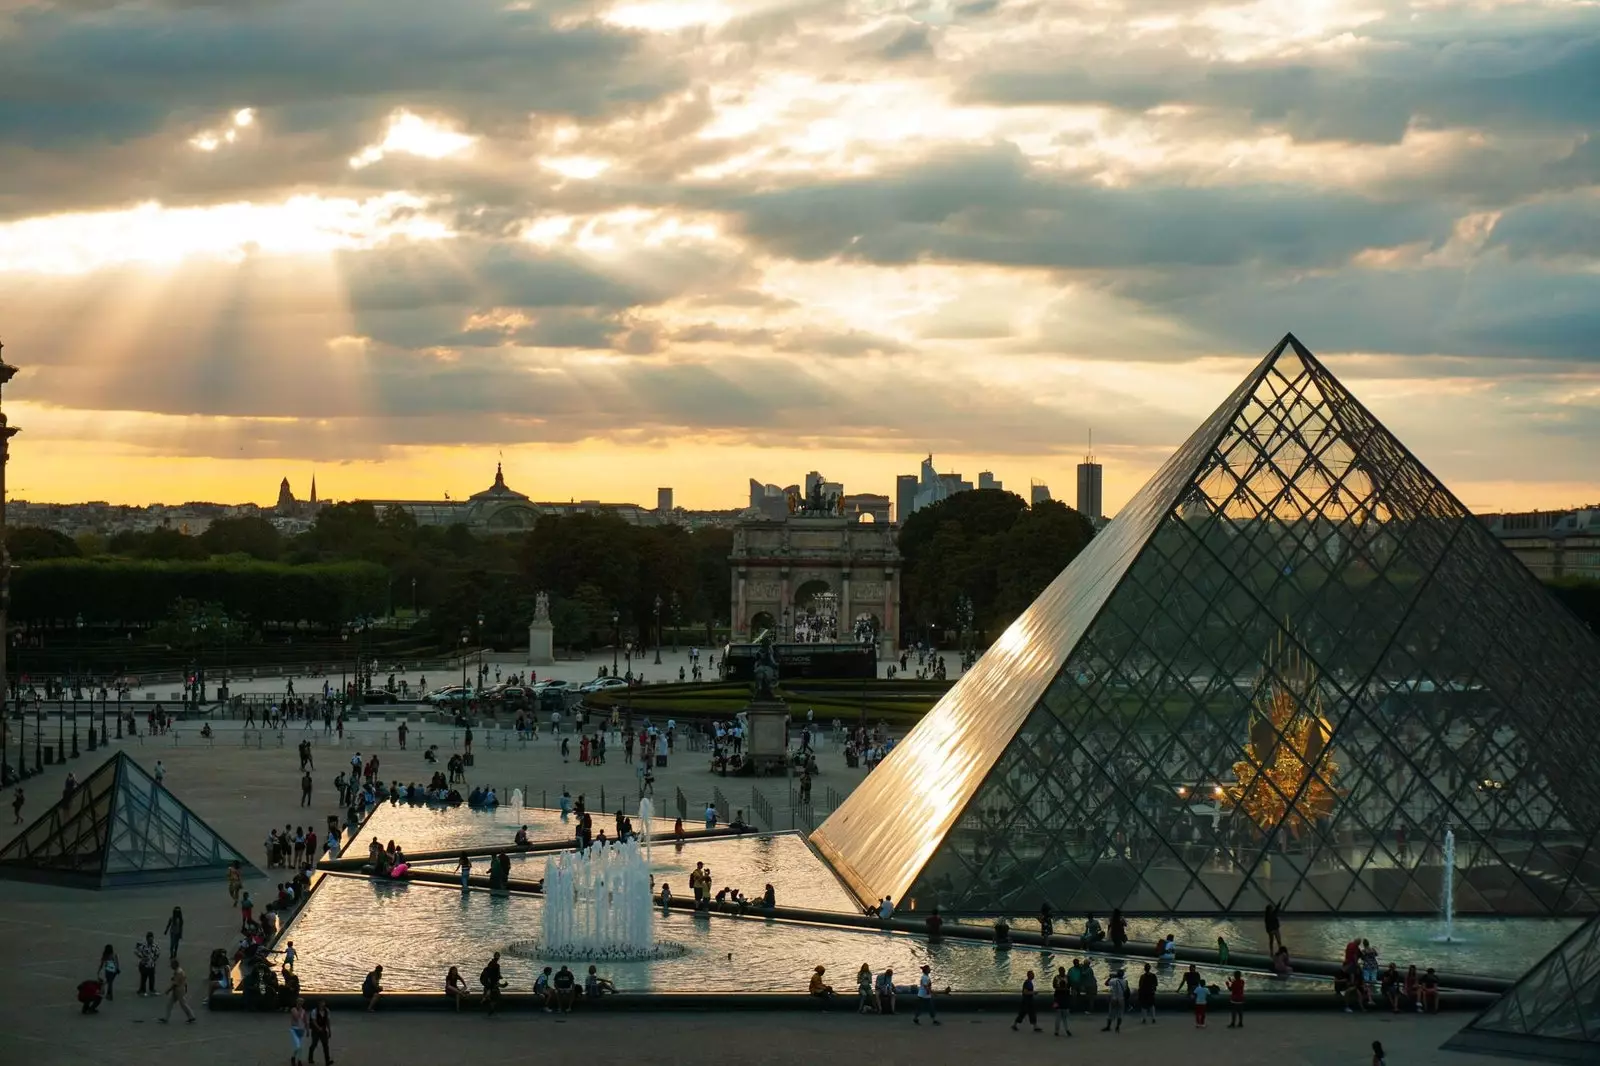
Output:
(812, 334), (1600, 917)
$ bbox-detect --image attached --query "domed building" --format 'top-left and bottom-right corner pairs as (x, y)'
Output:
(360, 463), (657, 531)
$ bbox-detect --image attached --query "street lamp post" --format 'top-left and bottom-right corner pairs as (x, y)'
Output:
(611, 611), (620, 676)
(219, 615), (230, 702)
(475, 612), (485, 690)
(70, 613), (82, 758)
(653, 595), (662, 666)
(340, 628), (349, 707)
(459, 626), (470, 713)
(671, 593), (680, 654)
(411, 578), (417, 619)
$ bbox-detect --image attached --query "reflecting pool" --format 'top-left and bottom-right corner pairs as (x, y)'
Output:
(284, 874), (1332, 994)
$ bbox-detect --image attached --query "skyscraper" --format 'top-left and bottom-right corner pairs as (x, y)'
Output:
(896, 474), (917, 524)
(1030, 480), (1051, 506)
(1076, 457), (1103, 522)
(978, 471), (1001, 491)
(656, 487), (673, 513)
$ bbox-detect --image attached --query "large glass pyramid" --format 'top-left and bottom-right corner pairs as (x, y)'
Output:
(1444, 916), (1600, 1062)
(0, 751), (258, 888)
(812, 333), (1600, 916)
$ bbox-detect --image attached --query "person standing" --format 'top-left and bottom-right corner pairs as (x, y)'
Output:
(135, 932), (160, 996)
(226, 861), (242, 905)
(1011, 969), (1040, 1032)
(1264, 899), (1284, 955)
(1192, 979), (1210, 1028)
(160, 958), (195, 1023)
(1137, 962), (1158, 1024)
(913, 964), (940, 1026)
(1226, 970), (1246, 1028)
(1103, 968), (1126, 1032)
(154, 761), (165, 787)
(98, 944), (120, 1002)
(11, 786), (22, 824)
(301, 772), (313, 807)
(163, 906), (184, 959)
(288, 997), (308, 1066)
(1051, 966), (1072, 1036)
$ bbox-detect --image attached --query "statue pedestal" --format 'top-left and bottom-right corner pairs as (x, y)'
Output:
(743, 700), (791, 776)
(528, 620), (554, 667)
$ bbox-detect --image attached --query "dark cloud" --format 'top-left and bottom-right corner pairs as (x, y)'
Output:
(965, 21), (1600, 145)
(1489, 195), (1600, 262)
(1107, 260), (1600, 363)
(718, 145), (1452, 270)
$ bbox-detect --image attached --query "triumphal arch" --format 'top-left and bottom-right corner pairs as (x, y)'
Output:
(729, 487), (901, 660)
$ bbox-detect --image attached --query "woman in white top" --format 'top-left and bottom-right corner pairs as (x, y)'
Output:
(288, 997), (309, 1065)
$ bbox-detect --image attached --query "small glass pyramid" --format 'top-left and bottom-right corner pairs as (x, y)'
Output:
(1445, 916), (1600, 1061)
(0, 751), (257, 888)
(812, 333), (1600, 916)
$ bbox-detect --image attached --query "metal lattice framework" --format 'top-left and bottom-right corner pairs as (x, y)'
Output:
(0, 751), (257, 888)
(1445, 916), (1600, 1062)
(812, 333), (1600, 916)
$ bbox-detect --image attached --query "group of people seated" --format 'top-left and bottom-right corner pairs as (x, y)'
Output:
(366, 837), (410, 878)
(466, 786), (499, 808)
(518, 964), (615, 1012)
(659, 880), (776, 914)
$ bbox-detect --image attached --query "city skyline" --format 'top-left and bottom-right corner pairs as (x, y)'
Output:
(1, 1), (1596, 516)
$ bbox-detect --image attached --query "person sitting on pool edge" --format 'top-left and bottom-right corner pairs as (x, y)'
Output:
(810, 966), (836, 1002)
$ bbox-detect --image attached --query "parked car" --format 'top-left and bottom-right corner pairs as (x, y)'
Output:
(428, 688), (475, 706)
(579, 677), (628, 693)
(359, 690), (400, 705)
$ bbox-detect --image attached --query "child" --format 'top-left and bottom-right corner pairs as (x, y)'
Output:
(284, 941), (298, 972)
(1192, 980), (1209, 1028)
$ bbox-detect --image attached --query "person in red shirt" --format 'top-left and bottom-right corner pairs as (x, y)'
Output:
(1226, 970), (1246, 1028)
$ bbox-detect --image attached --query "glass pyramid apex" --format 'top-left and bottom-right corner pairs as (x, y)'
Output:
(812, 333), (1600, 916)
(0, 751), (258, 888)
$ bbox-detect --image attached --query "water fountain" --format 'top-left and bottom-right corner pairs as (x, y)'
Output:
(639, 797), (653, 859)
(506, 838), (686, 962)
(1437, 828), (1456, 943)
(509, 789), (524, 814)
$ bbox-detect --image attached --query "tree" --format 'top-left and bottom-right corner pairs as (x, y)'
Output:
(199, 516), (283, 560)
(5, 526), (81, 561)
(899, 489), (1095, 643)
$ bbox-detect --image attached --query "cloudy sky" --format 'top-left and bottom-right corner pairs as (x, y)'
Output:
(1, 0), (1596, 514)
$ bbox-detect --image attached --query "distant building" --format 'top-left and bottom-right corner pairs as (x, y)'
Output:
(895, 474), (917, 525)
(1076, 458), (1103, 523)
(1481, 506), (1600, 581)
(978, 471), (1002, 491)
(657, 487), (673, 513)
(1030, 479), (1052, 507)
(748, 479), (799, 521)
(274, 476), (327, 521)
(897, 454), (973, 520)
(361, 464), (659, 531)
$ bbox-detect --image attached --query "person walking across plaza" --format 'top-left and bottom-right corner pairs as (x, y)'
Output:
(913, 964), (941, 1026)
(135, 932), (160, 996)
(307, 1000), (332, 1064)
(163, 906), (184, 959)
(1227, 970), (1246, 1028)
(1011, 969), (1041, 1032)
(160, 958), (195, 1023)
(11, 786), (22, 824)
(1137, 962), (1158, 1023)
(1103, 968), (1127, 1032)
(288, 997), (308, 1066)
(98, 944), (120, 1002)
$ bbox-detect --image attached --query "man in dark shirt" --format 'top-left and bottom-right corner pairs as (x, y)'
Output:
(479, 951), (505, 1016)
(553, 965), (577, 1013)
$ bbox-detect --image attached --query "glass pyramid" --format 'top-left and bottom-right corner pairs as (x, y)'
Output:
(1444, 916), (1600, 1062)
(0, 751), (258, 888)
(812, 333), (1600, 916)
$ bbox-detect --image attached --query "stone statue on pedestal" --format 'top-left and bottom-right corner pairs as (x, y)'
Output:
(534, 591), (550, 621)
(752, 632), (780, 701)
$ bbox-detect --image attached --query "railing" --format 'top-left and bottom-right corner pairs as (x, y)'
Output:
(711, 786), (731, 824)
(750, 788), (774, 831)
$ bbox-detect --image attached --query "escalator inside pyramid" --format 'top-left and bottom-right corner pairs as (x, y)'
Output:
(813, 334), (1600, 920)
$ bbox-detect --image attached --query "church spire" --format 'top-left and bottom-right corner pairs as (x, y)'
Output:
(309, 473), (318, 505)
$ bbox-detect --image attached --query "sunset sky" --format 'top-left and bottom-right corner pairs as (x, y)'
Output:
(1, 0), (1597, 515)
